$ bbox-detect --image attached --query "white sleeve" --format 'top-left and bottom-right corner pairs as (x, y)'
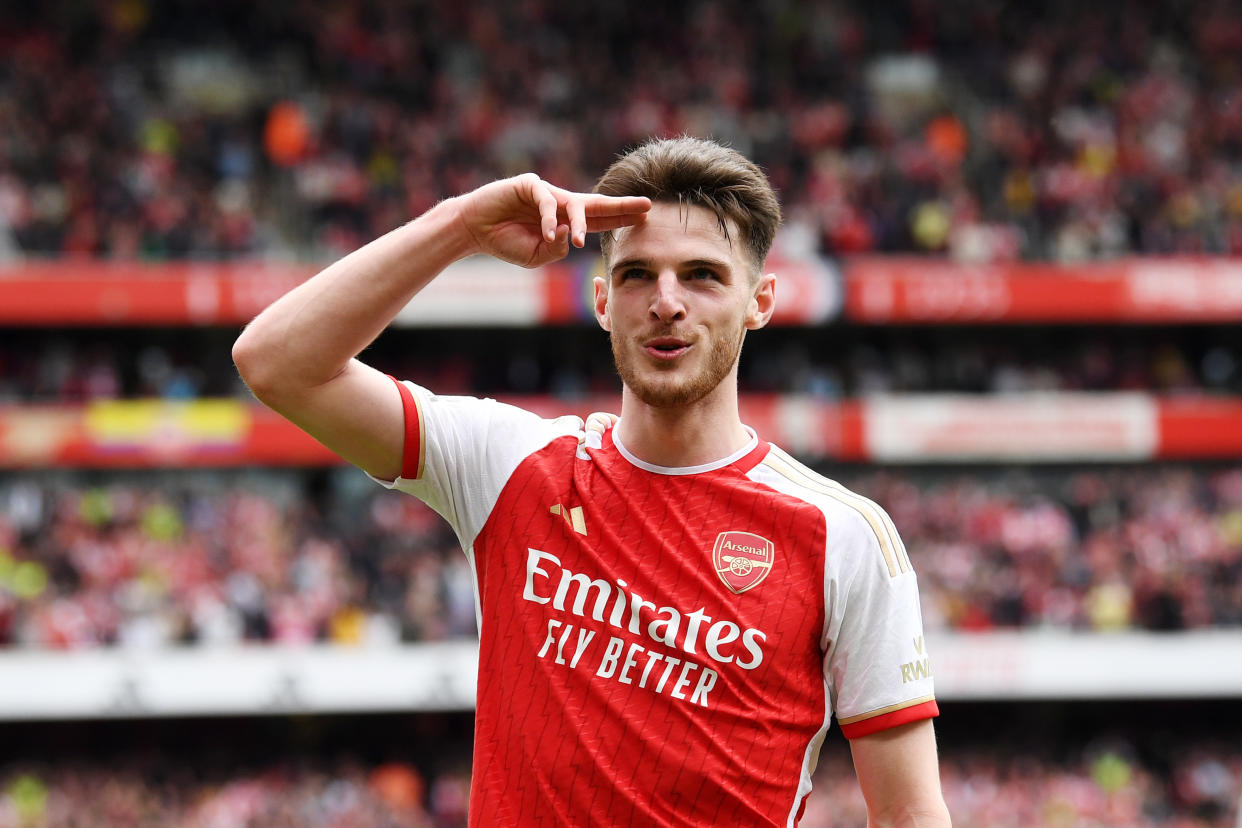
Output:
(367, 378), (581, 550)
(823, 501), (938, 739)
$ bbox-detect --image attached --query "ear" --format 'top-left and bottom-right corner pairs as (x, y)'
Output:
(593, 275), (611, 332)
(745, 272), (776, 330)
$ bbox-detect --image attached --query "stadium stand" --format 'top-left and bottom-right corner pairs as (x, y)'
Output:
(1, 0), (1240, 824)
(2, 463), (1241, 650)
(1, 0), (1242, 261)
(3, 745), (1239, 827)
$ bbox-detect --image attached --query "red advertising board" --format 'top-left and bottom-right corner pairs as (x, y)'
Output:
(5, 256), (1240, 325)
(844, 257), (1242, 323)
(0, 261), (313, 325)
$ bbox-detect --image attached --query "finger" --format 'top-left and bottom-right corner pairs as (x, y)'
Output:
(564, 196), (588, 248)
(546, 186), (651, 218)
(584, 212), (650, 233)
(529, 177), (559, 242)
(551, 223), (571, 252)
(582, 195), (652, 217)
(585, 411), (617, 434)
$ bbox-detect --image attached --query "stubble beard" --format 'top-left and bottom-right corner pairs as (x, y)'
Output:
(611, 324), (746, 409)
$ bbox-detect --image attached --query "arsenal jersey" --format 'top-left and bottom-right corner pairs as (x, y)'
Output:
(372, 380), (938, 826)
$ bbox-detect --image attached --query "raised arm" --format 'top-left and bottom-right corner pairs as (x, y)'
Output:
(232, 175), (649, 480)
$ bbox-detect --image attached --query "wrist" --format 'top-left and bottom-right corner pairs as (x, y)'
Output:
(390, 196), (481, 268)
(419, 195), (483, 261)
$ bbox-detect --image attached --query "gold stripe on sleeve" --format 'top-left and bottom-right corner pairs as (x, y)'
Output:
(761, 448), (908, 578)
(837, 695), (937, 726)
(810, 461), (911, 575)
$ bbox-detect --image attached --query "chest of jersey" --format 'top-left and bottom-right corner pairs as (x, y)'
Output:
(468, 435), (830, 825)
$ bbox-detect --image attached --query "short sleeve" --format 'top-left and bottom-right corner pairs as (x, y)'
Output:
(824, 504), (939, 739)
(367, 378), (581, 550)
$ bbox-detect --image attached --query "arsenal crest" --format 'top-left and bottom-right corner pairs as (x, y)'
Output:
(713, 531), (775, 594)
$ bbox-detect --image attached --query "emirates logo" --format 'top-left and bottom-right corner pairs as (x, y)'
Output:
(712, 531), (775, 594)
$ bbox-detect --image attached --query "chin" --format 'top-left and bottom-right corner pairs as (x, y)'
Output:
(628, 375), (717, 409)
(613, 334), (738, 410)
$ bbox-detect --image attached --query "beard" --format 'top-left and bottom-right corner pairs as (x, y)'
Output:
(611, 324), (746, 409)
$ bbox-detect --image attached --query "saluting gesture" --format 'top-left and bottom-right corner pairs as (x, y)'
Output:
(234, 137), (949, 828)
(454, 173), (651, 267)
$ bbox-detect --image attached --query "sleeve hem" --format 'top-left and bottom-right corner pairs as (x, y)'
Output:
(840, 698), (939, 739)
(388, 376), (424, 480)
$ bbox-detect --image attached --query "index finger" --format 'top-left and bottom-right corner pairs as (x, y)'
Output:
(547, 186), (651, 218)
(583, 194), (652, 217)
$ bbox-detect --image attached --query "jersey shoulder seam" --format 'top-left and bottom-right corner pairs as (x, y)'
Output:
(758, 445), (912, 578)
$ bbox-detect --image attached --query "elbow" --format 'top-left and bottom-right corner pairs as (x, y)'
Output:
(232, 327), (280, 403)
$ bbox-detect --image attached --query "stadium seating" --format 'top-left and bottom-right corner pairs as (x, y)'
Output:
(0, 0), (1239, 824)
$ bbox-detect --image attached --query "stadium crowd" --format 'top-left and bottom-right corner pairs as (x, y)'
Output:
(1, 464), (1239, 649)
(1, 743), (1238, 827)
(0, 757), (469, 828)
(2, 325), (1240, 403)
(0, 473), (478, 649)
(2, 0), (1242, 263)
(4, 1), (1241, 824)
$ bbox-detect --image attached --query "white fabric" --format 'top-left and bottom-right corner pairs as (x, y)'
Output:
(368, 381), (582, 551)
(747, 450), (935, 726)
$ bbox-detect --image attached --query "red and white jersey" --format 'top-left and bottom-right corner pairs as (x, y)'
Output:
(373, 379), (938, 826)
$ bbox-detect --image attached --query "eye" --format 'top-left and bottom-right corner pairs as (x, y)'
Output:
(688, 267), (719, 281)
(620, 268), (650, 281)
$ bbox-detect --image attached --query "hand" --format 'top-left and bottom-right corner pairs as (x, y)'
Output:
(585, 411), (619, 437)
(453, 174), (651, 268)
(578, 411), (619, 453)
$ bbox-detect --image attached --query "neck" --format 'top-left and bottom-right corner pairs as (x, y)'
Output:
(613, 376), (751, 468)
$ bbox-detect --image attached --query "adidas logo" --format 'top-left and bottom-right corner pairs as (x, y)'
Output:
(550, 503), (587, 536)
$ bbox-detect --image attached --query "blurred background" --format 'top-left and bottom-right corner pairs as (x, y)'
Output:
(1, 0), (1241, 825)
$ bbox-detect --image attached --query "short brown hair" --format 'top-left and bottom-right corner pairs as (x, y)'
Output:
(594, 137), (782, 274)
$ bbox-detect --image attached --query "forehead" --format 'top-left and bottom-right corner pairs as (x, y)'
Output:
(610, 202), (744, 267)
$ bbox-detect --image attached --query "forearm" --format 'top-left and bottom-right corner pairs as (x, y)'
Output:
(852, 721), (951, 828)
(233, 197), (476, 395)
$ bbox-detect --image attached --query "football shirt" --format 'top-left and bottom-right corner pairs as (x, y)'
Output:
(373, 379), (938, 826)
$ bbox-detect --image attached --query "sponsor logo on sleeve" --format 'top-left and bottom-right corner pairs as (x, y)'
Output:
(712, 531), (775, 594)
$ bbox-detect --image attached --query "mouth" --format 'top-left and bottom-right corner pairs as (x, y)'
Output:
(643, 336), (690, 361)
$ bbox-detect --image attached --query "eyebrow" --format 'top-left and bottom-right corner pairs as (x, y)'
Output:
(610, 257), (732, 275)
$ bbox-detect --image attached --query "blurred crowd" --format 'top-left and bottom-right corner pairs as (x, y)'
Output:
(806, 744), (1242, 828)
(1, 742), (1237, 827)
(862, 465), (1242, 631)
(3, 325), (1241, 404)
(0, 758), (468, 828)
(1, 464), (1239, 649)
(0, 472), (478, 649)
(2, 0), (1242, 263)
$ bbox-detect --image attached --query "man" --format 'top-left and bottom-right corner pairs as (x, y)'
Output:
(234, 137), (950, 826)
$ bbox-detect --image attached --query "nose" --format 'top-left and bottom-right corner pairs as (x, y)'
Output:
(649, 270), (686, 322)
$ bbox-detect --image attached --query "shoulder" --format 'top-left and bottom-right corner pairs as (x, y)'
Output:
(406, 381), (585, 439)
(752, 444), (912, 577)
(391, 379), (588, 485)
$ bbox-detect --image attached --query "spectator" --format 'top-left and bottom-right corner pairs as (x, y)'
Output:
(2, 465), (1240, 648)
(3, 1), (1242, 262)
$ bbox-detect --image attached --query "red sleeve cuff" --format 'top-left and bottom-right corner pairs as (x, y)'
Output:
(839, 698), (939, 739)
(387, 375), (424, 480)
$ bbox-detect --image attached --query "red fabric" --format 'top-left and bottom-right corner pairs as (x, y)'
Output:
(839, 699), (940, 739)
(388, 376), (421, 479)
(467, 433), (830, 825)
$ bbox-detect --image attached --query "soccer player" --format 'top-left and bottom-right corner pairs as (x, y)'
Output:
(233, 137), (950, 826)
